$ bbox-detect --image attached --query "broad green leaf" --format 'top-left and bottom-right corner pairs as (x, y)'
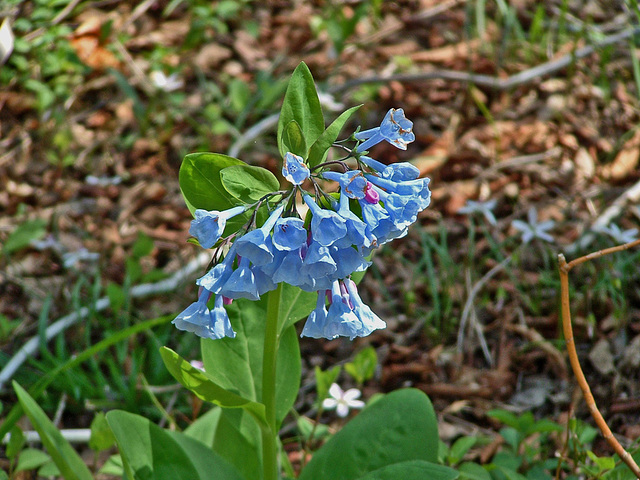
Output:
(6, 425), (25, 459)
(2, 219), (47, 255)
(200, 294), (302, 428)
(89, 412), (116, 452)
(308, 104), (362, 168)
(278, 282), (317, 333)
(448, 436), (477, 465)
(15, 448), (51, 473)
(13, 382), (93, 480)
(277, 62), (324, 158)
(211, 408), (263, 480)
(179, 152), (244, 212)
(160, 347), (267, 428)
(220, 164), (280, 204)
(355, 460), (458, 480)
(98, 455), (124, 476)
(106, 410), (244, 480)
(184, 407), (222, 448)
(458, 462), (492, 480)
(281, 120), (307, 157)
(299, 389), (440, 480)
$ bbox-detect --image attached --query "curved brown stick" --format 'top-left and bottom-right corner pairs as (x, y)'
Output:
(558, 238), (640, 479)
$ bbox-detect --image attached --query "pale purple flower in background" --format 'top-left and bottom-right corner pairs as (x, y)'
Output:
(322, 383), (365, 418)
(458, 199), (497, 226)
(511, 207), (555, 244)
(595, 223), (639, 244)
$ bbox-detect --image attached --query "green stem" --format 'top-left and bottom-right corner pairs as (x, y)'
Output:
(262, 283), (283, 480)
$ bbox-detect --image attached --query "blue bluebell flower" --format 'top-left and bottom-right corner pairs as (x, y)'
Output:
(366, 174), (431, 210)
(358, 199), (390, 230)
(251, 264), (278, 296)
(333, 193), (373, 251)
(375, 187), (420, 228)
(345, 279), (385, 337)
(303, 241), (337, 278)
(172, 289), (236, 340)
(272, 216), (308, 251)
(330, 246), (371, 279)
(234, 205), (284, 266)
(189, 206), (246, 249)
(300, 290), (329, 339)
(303, 194), (347, 246)
(321, 170), (368, 199)
(283, 152), (310, 185)
(219, 256), (260, 301)
(197, 243), (238, 294)
(322, 281), (363, 340)
(271, 247), (306, 285)
(355, 108), (415, 152)
(360, 156), (420, 182)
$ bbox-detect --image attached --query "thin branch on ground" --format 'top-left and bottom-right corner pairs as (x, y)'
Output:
(457, 256), (511, 365)
(331, 27), (639, 94)
(0, 251), (211, 391)
(558, 239), (640, 479)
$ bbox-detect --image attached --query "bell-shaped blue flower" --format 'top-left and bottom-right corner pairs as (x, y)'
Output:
(321, 170), (368, 199)
(345, 279), (386, 337)
(189, 205), (246, 249)
(300, 290), (329, 339)
(375, 187), (420, 229)
(219, 256), (260, 301)
(197, 243), (238, 294)
(303, 195), (347, 247)
(272, 216), (308, 251)
(322, 281), (362, 340)
(358, 199), (389, 230)
(360, 156), (420, 182)
(282, 152), (310, 185)
(331, 246), (371, 279)
(172, 289), (236, 340)
(303, 241), (337, 278)
(355, 108), (415, 152)
(332, 193), (373, 250)
(271, 247), (306, 285)
(234, 205), (284, 266)
(251, 265), (278, 296)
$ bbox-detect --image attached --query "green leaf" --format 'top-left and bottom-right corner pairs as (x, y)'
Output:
(308, 104), (362, 168)
(299, 389), (440, 480)
(355, 460), (458, 480)
(344, 345), (377, 384)
(184, 408), (222, 448)
(201, 295), (302, 428)
(179, 152), (244, 212)
(160, 347), (268, 428)
(2, 219), (47, 255)
(15, 448), (51, 473)
(210, 409), (263, 480)
(220, 164), (280, 204)
(13, 382), (93, 480)
(315, 365), (341, 405)
(277, 62), (324, 158)
(106, 410), (244, 480)
(281, 120), (307, 157)
(447, 437), (477, 465)
(89, 412), (116, 452)
(458, 462), (492, 480)
(277, 282), (317, 333)
(6, 425), (25, 459)
(98, 455), (124, 476)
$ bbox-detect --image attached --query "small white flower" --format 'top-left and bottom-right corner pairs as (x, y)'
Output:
(322, 383), (365, 418)
(458, 199), (497, 226)
(150, 71), (184, 92)
(511, 207), (555, 244)
(62, 248), (100, 268)
(595, 223), (638, 244)
(189, 360), (205, 371)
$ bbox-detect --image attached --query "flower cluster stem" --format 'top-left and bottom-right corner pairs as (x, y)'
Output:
(558, 239), (640, 479)
(262, 283), (283, 480)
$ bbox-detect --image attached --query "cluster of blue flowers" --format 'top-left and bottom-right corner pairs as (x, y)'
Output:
(173, 108), (431, 341)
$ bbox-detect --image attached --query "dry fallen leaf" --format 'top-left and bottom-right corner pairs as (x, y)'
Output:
(602, 128), (640, 181)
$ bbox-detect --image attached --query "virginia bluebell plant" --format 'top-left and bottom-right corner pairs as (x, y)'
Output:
(145, 63), (449, 480)
(173, 107), (430, 342)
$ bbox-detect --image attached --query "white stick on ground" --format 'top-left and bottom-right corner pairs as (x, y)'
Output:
(0, 251), (211, 391)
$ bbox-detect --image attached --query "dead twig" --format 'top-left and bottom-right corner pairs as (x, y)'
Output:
(558, 240), (640, 479)
(331, 27), (639, 94)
